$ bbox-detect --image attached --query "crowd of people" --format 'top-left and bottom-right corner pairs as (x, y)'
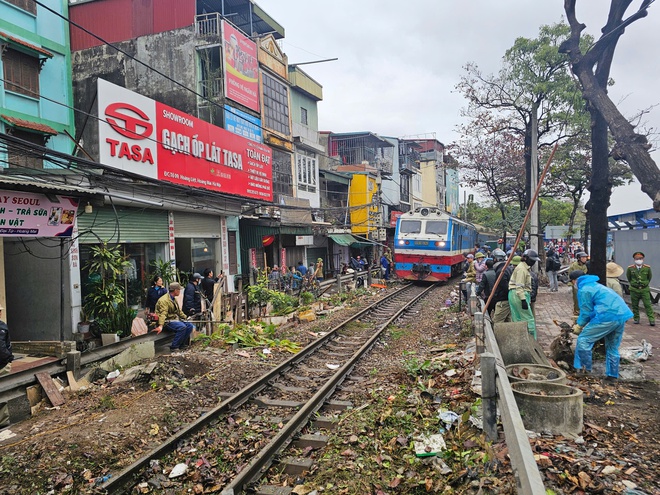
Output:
(465, 242), (654, 380)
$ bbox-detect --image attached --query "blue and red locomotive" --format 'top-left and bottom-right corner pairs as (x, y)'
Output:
(394, 207), (478, 282)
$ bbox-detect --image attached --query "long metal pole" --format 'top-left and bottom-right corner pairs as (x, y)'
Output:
(484, 142), (559, 312)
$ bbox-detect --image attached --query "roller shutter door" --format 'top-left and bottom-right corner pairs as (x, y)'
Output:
(77, 206), (168, 243)
(172, 211), (222, 237)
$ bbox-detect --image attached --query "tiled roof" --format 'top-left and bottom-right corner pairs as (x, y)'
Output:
(0, 31), (53, 58)
(0, 115), (58, 135)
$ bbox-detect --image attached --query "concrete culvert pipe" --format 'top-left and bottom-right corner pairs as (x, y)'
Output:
(506, 363), (567, 385)
(511, 382), (583, 437)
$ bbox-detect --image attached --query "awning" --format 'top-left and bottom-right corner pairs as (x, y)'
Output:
(0, 31), (53, 58)
(329, 233), (357, 246)
(1, 115), (58, 135)
(351, 235), (381, 247)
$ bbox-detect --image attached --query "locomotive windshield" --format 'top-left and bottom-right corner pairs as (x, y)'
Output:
(399, 220), (422, 234)
(425, 220), (447, 235)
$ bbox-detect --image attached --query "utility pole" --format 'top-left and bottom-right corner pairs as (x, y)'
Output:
(530, 105), (539, 260)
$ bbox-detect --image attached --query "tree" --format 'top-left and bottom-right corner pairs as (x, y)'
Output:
(545, 133), (633, 240)
(560, 0), (660, 212)
(457, 22), (586, 210)
(452, 122), (526, 242)
(559, 0), (660, 282)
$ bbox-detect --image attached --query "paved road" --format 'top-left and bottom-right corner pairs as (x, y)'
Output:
(534, 282), (659, 381)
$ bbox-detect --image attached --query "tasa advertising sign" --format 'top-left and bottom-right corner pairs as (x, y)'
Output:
(97, 79), (272, 201)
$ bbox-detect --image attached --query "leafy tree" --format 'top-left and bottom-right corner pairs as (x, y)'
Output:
(560, 0), (660, 212)
(559, 0), (660, 281)
(539, 197), (574, 231)
(457, 22), (587, 210)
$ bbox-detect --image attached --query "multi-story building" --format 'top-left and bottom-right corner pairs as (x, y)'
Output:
(0, 0), (101, 340)
(69, 0), (290, 326)
(400, 138), (452, 211)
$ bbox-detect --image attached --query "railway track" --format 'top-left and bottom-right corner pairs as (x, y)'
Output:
(102, 282), (438, 494)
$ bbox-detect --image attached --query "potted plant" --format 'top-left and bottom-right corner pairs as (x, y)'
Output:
(78, 308), (91, 334)
(84, 244), (131, 344)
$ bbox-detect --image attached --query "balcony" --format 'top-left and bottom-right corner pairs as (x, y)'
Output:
(328, 132), (394, 175)
(399, 160), (418, 175)
(196, 13), (222, 38)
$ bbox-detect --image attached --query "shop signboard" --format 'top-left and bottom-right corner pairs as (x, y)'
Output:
(0, 190), (77, 237)
(168, 212), (176, 261)
(249, 248), (257, 269)
(97, 78), (272, 201)
(224, 105), (262, 143)
(390, 211), (403, 228)
(222, 20), (260, 112)
(220, 216), (230, 274)
(295, 235), (313, 246)
(280, 248), (286, 269)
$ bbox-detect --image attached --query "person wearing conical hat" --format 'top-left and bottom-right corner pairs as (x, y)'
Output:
(605, 262), (624, 298)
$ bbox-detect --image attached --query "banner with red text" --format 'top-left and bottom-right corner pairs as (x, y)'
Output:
(97, 78), (272, 201)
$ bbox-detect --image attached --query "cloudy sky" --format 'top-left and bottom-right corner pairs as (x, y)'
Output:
(256, 0), (659, 214)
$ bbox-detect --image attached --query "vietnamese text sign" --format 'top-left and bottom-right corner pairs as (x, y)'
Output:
(98, 78), (272, 201)
(0, 190), (77, 237)
(222, 21), (259, 112)
(224, 104), (262, 143)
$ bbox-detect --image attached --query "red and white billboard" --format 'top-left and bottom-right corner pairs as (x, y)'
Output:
(97, 79), (272, 201)
(222, 21), (260, 112)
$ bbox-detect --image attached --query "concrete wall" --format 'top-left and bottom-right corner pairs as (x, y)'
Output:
(4, 238), (72, 341)
(72, 27), (198, 158)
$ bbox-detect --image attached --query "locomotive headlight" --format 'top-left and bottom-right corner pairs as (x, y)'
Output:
(398, 240), (405, 246)
(435, 241), (446, 247)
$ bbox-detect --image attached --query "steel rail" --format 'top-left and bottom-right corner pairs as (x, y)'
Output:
(477, 300), (546, 494)
(101, 283), (423, 493)
(220, 283), (437, 495)
(0, 333), (172, 401)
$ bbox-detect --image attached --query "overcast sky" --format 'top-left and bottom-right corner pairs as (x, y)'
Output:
(256, 0), (659, 215)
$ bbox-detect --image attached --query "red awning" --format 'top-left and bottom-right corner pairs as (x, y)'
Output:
(0, 31), (53, 58)
(0, 115), (58, 135)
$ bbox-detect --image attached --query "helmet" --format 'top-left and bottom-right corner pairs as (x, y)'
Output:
(475, 252), (485, 259)
(492, 248), (506, 261)
(523, 249), (539, 262)
(569, 270), (585, 281)
(576, 252), (588, 259)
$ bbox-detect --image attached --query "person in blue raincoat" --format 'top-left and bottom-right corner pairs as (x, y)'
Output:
(570, 271), (633, 379)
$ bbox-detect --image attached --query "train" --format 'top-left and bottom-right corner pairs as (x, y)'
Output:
(394, 207), (478, 282)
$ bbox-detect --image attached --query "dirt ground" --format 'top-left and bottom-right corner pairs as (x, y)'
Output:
(0, 283), (658, 494)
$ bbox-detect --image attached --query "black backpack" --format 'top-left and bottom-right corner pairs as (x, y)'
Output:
(492, 264), (513, 303)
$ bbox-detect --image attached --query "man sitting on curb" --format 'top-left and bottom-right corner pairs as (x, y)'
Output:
(154, 282), (194, 351)
(570, 271), (633, 380)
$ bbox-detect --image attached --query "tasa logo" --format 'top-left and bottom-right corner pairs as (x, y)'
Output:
(105, 102), (153, 140)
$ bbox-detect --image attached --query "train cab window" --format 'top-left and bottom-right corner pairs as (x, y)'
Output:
(425, 220), (447, 235)
(399, 220), (421, 234)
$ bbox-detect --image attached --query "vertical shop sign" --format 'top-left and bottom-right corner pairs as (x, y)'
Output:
(280, 248), (287, 269)
(220, 216), (230, 274)
(249, 248), (257, 269)
(168, 212), (176, 262)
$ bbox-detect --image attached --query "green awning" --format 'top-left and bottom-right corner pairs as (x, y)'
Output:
(329, 234), (357, 246)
